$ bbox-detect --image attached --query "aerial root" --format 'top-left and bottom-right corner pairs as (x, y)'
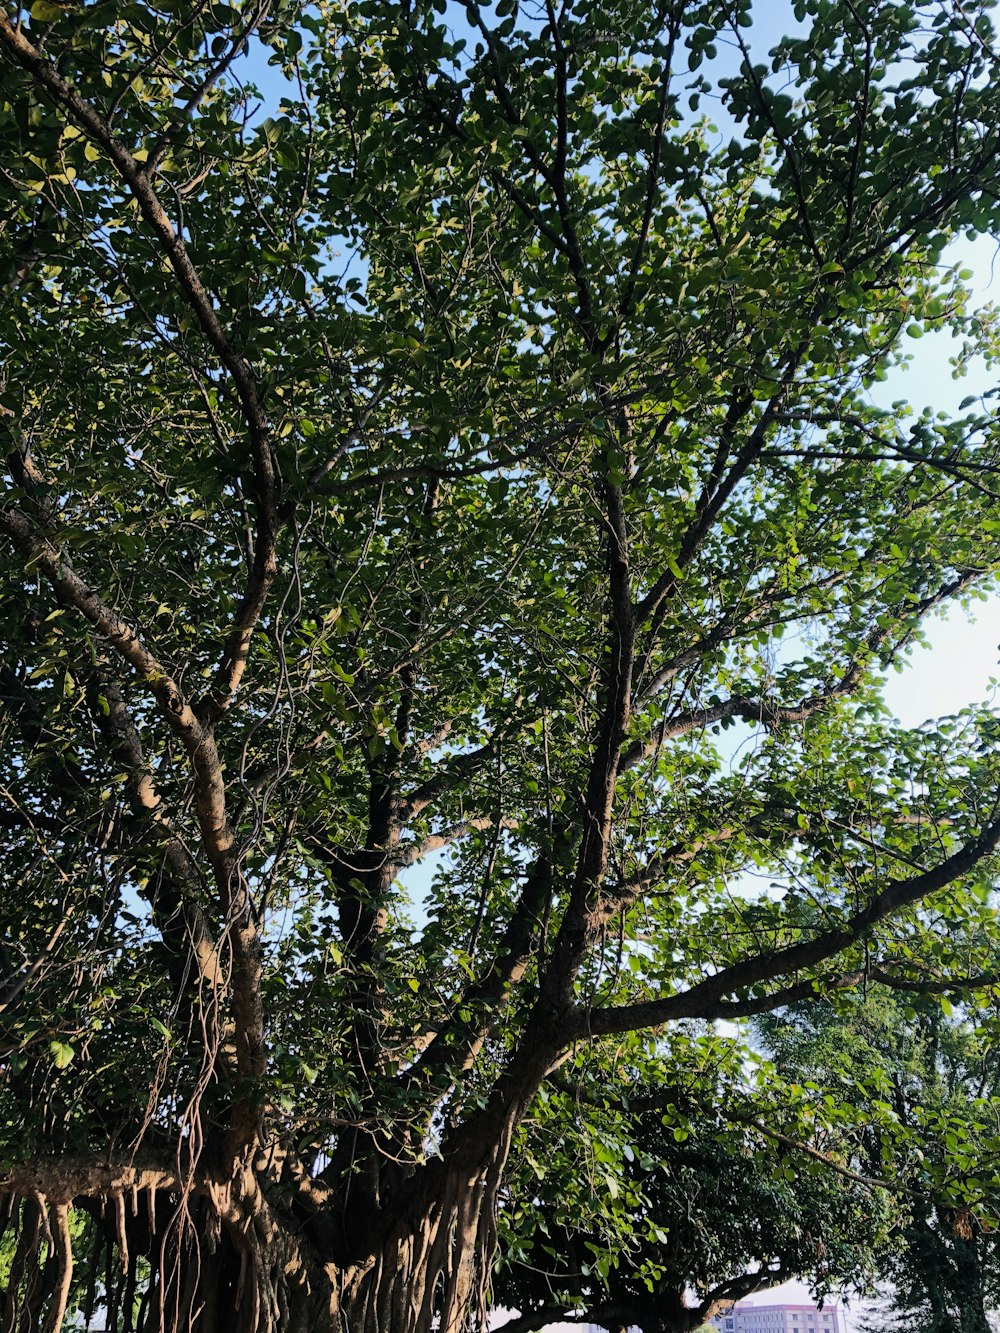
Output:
(0, 1176), (325, 1333)
(115, 1191), (130, 1274)
(42, 1202), (72, 1333)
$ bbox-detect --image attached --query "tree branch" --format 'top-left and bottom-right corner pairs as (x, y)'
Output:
(0, 504), (265, 1157)
(0, 17), (279, 722)
(399, 738), (501, 822)
(634, 348), (807, 626)
(393, 816), (518, 868)
(623, 564), (982, 774)
(576, 806), (1000, 1038)
(405, 853), (557, 1083)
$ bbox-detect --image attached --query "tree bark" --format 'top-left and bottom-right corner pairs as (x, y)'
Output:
(0, 1134), (519, 1333)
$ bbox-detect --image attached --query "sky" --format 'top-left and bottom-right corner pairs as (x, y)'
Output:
(871, 227), (1000, 729)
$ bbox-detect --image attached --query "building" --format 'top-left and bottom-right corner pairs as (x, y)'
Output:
(712, 1302), (843, 1333)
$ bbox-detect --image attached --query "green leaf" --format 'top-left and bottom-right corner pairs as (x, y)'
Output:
(49, 1041), (74, 1069)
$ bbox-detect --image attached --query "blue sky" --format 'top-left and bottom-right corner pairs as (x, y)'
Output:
(871, 229), (999, 730)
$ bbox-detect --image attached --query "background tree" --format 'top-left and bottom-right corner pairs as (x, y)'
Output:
(491, 1035), (895, 1333)
(761, 994), (1000, 1333)
(3, 0), (1000, 1330)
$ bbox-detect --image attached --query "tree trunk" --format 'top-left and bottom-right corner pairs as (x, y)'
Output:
(1, 1141), (511, 1333)
(951, 1232), (992, 1333)
(335, 1154), (504, 1333)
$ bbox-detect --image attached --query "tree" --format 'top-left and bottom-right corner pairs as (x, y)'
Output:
(761, 995), (1000, 1333)
(3, 0), (1000, 1328)
(491, 1042), (895, 1333)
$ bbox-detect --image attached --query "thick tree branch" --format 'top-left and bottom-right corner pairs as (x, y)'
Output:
(532, 395), (638, 1017)
(406, 855), (557, 1083)
(576, 808), (1000, 1038)
(84, 667), (229, 1009)
(0, 1155), (181, 1205)
(0, 504), (264, 1156)
(0, 16), (279, 721)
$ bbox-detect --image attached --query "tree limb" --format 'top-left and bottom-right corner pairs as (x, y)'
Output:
(576, 806), (1000, 1038)
(0, 16), (279, 722)
(0, 503), (265, 1157)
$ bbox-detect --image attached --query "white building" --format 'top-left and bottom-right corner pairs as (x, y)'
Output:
(713, 1302), (843, 1333)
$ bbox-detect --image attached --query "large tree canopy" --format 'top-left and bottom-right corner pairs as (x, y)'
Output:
(3, 0), (1000, 1329)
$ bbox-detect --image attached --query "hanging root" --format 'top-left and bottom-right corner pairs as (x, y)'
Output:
(335, 1154), (505, 1333)
(0, 1160), (507, 1333)
(41, 1203), (72, 1333)
(1, 1196), (42, 1333)
(0, 1160), (333, 1333)
(115, 1191), (130, 1275)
